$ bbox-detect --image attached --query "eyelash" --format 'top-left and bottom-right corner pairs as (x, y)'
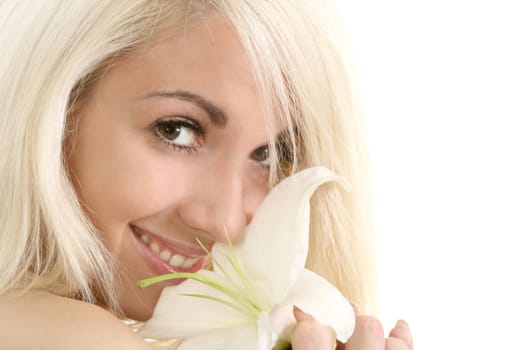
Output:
(151, 116), (281, 169)
(152, 116), (204, 153)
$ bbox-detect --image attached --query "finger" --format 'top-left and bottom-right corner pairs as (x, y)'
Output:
(334, 303), (359, 350)
(385, 336), (410, 350)
(292, 317), (336, 350)
(388, 320), (413, 350)
(344, 315), (384, 350)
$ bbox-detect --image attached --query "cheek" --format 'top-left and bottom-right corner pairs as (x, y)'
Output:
(68, 121), (180, 237)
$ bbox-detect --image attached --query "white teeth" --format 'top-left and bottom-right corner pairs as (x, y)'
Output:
(182, 257), (198, 269)
(150, 243), (160, 254)
(169, 254), (185, 268)
(159, 250), (171, 261)
(140, 233), (200, 269)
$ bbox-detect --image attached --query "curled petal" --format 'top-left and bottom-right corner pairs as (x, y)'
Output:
(283, 269), (355, 342)
(238, 167), (350, 303)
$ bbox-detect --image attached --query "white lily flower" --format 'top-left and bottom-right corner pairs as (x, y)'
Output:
(138, 167), (355, 350)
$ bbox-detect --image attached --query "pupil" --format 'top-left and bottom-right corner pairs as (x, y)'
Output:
(160, 121), (180, 139)
(253, 146), (269, 161)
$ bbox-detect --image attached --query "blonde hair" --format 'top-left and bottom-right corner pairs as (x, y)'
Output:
(0, 0), (377, 314)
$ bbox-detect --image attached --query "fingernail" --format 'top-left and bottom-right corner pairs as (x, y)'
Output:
(293, 306), (313, 322)
(396, 319), (410, 330)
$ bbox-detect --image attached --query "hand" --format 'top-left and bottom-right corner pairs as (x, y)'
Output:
(291, 306), (413, 350)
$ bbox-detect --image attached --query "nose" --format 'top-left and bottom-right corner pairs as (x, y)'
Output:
(176, 166), (264, 244)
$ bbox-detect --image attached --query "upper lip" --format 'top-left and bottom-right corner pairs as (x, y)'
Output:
(130, 224), (211, 257)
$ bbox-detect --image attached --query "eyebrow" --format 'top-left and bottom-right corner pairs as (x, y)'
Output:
(141, 90), (227, 128)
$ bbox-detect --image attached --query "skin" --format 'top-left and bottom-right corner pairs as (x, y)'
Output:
(292, 309), (414, 350)
(68, 16), (273, 321)
(1, 15), (413, 350)
(0, 292), (151, 350)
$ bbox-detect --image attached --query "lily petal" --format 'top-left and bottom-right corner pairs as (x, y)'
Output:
(176, 326), (256, 350)
(237, 167), (350, 303)
(283, 269), (355, 342)
(139, 270), (254, 339)
(208, 242), (265, 308)
(259, 304), (296, 349)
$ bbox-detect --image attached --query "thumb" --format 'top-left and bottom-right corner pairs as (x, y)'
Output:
(292, 306), (337, 350)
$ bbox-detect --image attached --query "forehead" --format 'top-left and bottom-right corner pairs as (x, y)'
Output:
(85, 15), (275, 134)
(103, 15), (257, 102)
(78, 14), (287, 144)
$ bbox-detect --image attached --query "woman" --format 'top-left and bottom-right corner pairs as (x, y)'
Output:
(0, 1), (412, 349)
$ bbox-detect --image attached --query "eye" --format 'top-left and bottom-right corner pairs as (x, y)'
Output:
(153, 117), (202, 151)
(250, 145), (271, 166)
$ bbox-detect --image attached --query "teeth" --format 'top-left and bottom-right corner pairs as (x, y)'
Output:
(159, 250), (171, 261)
(141, 233), (200, 269)
(169, 254), (185, 267)
(182, 257), (198, 269)
(150, 243), (160, 254)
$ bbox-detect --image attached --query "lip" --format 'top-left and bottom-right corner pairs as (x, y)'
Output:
(130, 224), (209, 284)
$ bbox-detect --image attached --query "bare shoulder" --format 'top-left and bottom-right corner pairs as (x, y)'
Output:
(0, 291), (151, 350)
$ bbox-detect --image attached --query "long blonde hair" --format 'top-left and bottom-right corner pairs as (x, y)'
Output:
(0, 0), (377, 314)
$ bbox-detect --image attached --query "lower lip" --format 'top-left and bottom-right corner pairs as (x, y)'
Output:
(130, 228), (207, 285)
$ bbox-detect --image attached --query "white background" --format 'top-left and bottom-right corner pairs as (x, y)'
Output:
(337, 0), (525, 349)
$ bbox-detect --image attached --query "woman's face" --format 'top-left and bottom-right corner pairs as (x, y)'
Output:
(68, 17), (280, 320)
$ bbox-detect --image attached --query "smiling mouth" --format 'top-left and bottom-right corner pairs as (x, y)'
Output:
(130, 225), (207, 274)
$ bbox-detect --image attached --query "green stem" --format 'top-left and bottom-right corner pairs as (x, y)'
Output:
(138, 272), (259, 317)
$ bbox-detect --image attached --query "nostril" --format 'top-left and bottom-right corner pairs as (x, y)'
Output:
(245, 211), (255, 226)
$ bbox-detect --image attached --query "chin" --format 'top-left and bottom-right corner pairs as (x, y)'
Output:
(120, 284), (162, 321)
